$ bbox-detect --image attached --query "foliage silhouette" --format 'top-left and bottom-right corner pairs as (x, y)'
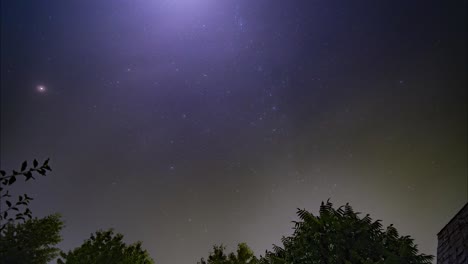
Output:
(198, 243), (259, 264)
(0, 158), (52, 231)
(259, 200), (434, 264)
(57, 229), (155, 264)
(0, 213), (64, 264)
(0, 159), (435, 264)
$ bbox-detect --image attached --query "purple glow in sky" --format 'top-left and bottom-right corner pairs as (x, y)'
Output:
(1, 1), (466, 263)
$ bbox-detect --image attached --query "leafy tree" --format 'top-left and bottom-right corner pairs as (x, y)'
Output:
(0, 158), (52, 231)
(57, 229), (155, 264)
(0, 213), (64, 264)
(260, 200), (433, 264)
(199, 243), (259, 264)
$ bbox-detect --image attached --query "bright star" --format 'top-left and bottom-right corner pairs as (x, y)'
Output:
(37, 85), (46, 93)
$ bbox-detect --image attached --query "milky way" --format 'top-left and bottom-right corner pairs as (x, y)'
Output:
(1, 1), (466, 263)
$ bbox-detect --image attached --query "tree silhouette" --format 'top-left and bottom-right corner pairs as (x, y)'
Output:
(0, 213), (64, 264)
(260, 200), (433, 264)
(57, 229), (155, 264)
(0, 158), (52, 231)
(198, 243), (259, 264)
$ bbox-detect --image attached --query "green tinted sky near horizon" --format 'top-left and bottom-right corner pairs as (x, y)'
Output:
(1, 1), (466, 263)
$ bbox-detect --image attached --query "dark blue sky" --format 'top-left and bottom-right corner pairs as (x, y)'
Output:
(1, 1), (466, 263)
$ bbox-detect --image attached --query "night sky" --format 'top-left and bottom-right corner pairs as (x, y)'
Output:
(1, 1), (466, 263)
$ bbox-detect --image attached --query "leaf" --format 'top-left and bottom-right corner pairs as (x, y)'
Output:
(24, 171), (33, 180)
(6, 200), (12, 207)
(0, 170), (5, 176)
(8, 176), (16, 185)
(33, 159), (38, 168)
(21, 161), (28, 171)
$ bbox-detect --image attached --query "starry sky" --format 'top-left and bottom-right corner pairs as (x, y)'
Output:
(1, 1), (466, 263)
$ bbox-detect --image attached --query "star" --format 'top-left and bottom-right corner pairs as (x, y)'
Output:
(37, 85), (46, 93)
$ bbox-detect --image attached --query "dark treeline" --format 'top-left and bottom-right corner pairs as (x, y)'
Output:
(0, 160), (433, 264)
